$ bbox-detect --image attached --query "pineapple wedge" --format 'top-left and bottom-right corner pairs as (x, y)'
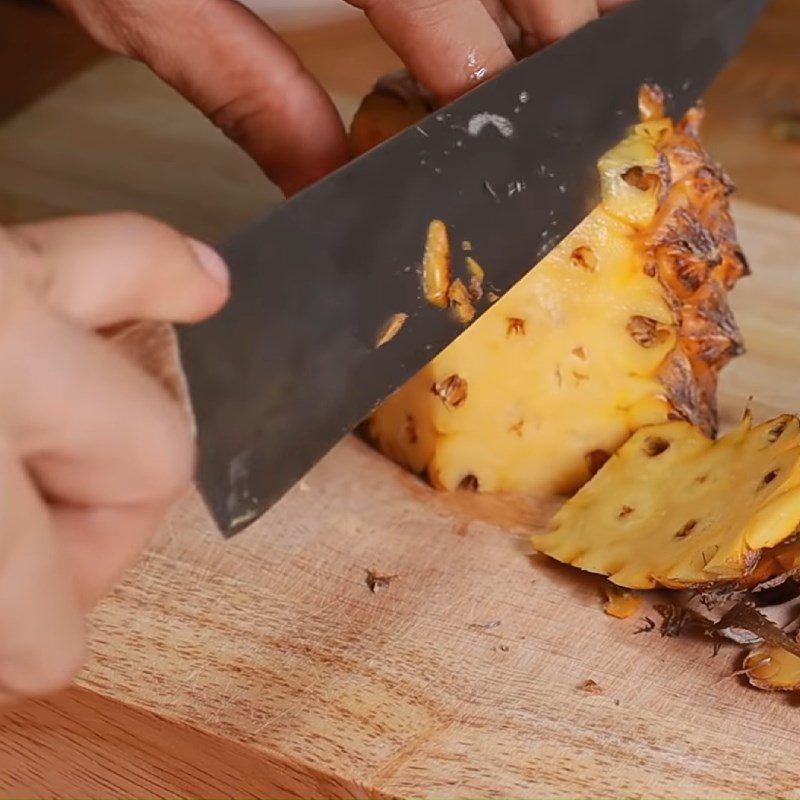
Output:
(532, 415), (800, 589)
(353, 78), (747, 496)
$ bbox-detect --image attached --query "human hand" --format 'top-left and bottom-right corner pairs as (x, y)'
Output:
(0, 212), (228, 703)
(51, 0), (631, 197)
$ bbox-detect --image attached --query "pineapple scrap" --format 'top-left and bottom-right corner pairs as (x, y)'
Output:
(422, 219), (451, 308)
(715, 603), (800, 691)
(744, 646), (800, 691)
(421, 223), (482, 323)
(447, 279), (477, 324)
(352, 77), (746, 496)
(365, 569), (399, 594)
(532, 415), (800, 589)
(603, 584), (644, 619)
(466, 256), (485, 283)
(375, 313), (408, 348)
(465, 257), (485, 302)
(739, 537), (800, 589)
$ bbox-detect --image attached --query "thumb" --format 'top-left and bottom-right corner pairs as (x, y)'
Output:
(2, 212), (229, 328)
(52, 0), (348, 196)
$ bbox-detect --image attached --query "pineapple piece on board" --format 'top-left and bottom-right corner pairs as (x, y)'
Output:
(532, 416), (800, 589)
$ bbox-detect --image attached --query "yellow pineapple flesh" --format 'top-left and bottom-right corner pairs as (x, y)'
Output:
(603, 585), (644, 619)
(740, 537), (800, 588)
(352, 79), (747, 496)
(743, 645), (800, 691)
(532, 415), (800, 589)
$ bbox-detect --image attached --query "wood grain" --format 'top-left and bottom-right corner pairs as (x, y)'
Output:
(1, 9), (800, 797)
(0, 688), (381, 799)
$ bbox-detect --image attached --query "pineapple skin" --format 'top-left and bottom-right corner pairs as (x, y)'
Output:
(353, 77), (747, 496)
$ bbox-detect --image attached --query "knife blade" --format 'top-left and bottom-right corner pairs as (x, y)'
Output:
(177, 0), (764, 536)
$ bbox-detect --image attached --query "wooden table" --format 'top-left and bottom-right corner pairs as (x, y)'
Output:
(1, 4), (800, 798)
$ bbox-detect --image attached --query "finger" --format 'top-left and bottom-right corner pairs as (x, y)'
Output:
(348, 0), (514, 102)
(2, 213), (228, 329)
(52, 0), (347, 196)
(56, 504), (165, 610)
(502, 0), (598, 52)
(0, 433), (85, 700)
(0, 284), (194, 512)
(481, 0), (522, 46)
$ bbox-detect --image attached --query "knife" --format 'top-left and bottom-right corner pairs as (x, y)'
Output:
(177, 0), (764, 536)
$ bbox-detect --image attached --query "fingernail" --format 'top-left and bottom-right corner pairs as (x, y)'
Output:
(188, 239), (229, 288)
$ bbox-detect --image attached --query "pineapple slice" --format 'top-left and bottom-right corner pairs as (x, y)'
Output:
(353, 77), (746, 495)
(532, 415), (800, 589)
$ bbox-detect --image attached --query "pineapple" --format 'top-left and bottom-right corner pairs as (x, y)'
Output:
(350, 71), (437, 157)
(744, 645), (800, 691)
(740, 537), (800, 588)
(603, 585), (644, 619)
(352, 78), (746, 496)
(531, 415), (800, 589)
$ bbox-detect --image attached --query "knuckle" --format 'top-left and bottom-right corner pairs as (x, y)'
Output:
(208, 83), (288, 148)
(56, 0), (144, 57)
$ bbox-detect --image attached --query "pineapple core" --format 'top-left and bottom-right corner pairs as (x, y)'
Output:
(353, 80), (746, 496)
(532, 415), (800, 589)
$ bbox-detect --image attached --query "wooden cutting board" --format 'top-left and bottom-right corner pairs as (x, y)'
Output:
(2, 58), (800, 800)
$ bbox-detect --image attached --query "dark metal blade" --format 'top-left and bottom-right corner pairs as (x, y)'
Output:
(177, 0), (763, 535)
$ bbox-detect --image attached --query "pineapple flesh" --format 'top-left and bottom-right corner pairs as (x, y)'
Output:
(353, 78), (747, 496)
(603, 585), (644, 619)
(532, 415), (800, 589)
(744, 646), (800, 692)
